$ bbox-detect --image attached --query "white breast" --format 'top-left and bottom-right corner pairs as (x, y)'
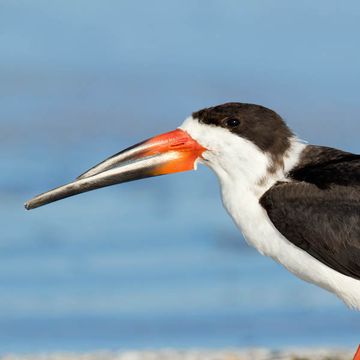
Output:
(220, 174), (360, 310)
(180, 116), (360, 310)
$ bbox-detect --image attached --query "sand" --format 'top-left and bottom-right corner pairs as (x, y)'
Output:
(0, 348), (355, 360)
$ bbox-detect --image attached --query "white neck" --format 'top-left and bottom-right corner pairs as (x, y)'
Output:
(215, 138), (306, 256)
(180, 116), (307, 254)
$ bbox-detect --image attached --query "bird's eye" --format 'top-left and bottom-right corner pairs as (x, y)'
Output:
(225, 118), (240, 128)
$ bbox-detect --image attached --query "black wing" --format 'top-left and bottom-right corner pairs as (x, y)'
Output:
(260, 146), (360, 280)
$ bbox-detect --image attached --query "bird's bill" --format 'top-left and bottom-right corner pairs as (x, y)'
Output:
(25, 129), (206, 210)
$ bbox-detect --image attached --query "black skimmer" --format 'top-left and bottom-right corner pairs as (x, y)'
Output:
(25, 102), (360, 311)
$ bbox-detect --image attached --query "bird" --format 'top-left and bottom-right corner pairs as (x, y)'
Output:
(25, 102), (360, 310)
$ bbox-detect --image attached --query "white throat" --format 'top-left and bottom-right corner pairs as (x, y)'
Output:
(180, 116), (306, 254)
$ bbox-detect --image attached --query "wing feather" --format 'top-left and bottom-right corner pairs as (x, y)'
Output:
(260, 146), (360, 280)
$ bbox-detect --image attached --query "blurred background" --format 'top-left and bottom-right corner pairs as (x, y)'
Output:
(1, 0), (360, 354)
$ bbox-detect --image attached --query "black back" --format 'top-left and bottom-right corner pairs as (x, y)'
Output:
(260, 146), (360, 280)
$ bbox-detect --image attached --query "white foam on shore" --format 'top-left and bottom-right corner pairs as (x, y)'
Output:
(0, 348), (354, 360)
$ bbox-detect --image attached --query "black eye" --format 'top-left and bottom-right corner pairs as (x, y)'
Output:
(225, 117), (240, 128)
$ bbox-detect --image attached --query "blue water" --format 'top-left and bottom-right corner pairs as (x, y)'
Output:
(1, 0), (360, 354)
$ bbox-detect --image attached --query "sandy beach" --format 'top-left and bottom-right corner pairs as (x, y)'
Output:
(0, 349), (355, 360)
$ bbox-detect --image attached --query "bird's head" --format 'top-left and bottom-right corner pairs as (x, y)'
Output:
(25, 103), (294, 210)
(181, 103), (293, 187)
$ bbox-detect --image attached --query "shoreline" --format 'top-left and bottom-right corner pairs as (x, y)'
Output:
(0, 348), (356, 360)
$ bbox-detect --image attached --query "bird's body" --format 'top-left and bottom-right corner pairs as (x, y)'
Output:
(25, 102), (360, 310)
(181, 105), (360, 309)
